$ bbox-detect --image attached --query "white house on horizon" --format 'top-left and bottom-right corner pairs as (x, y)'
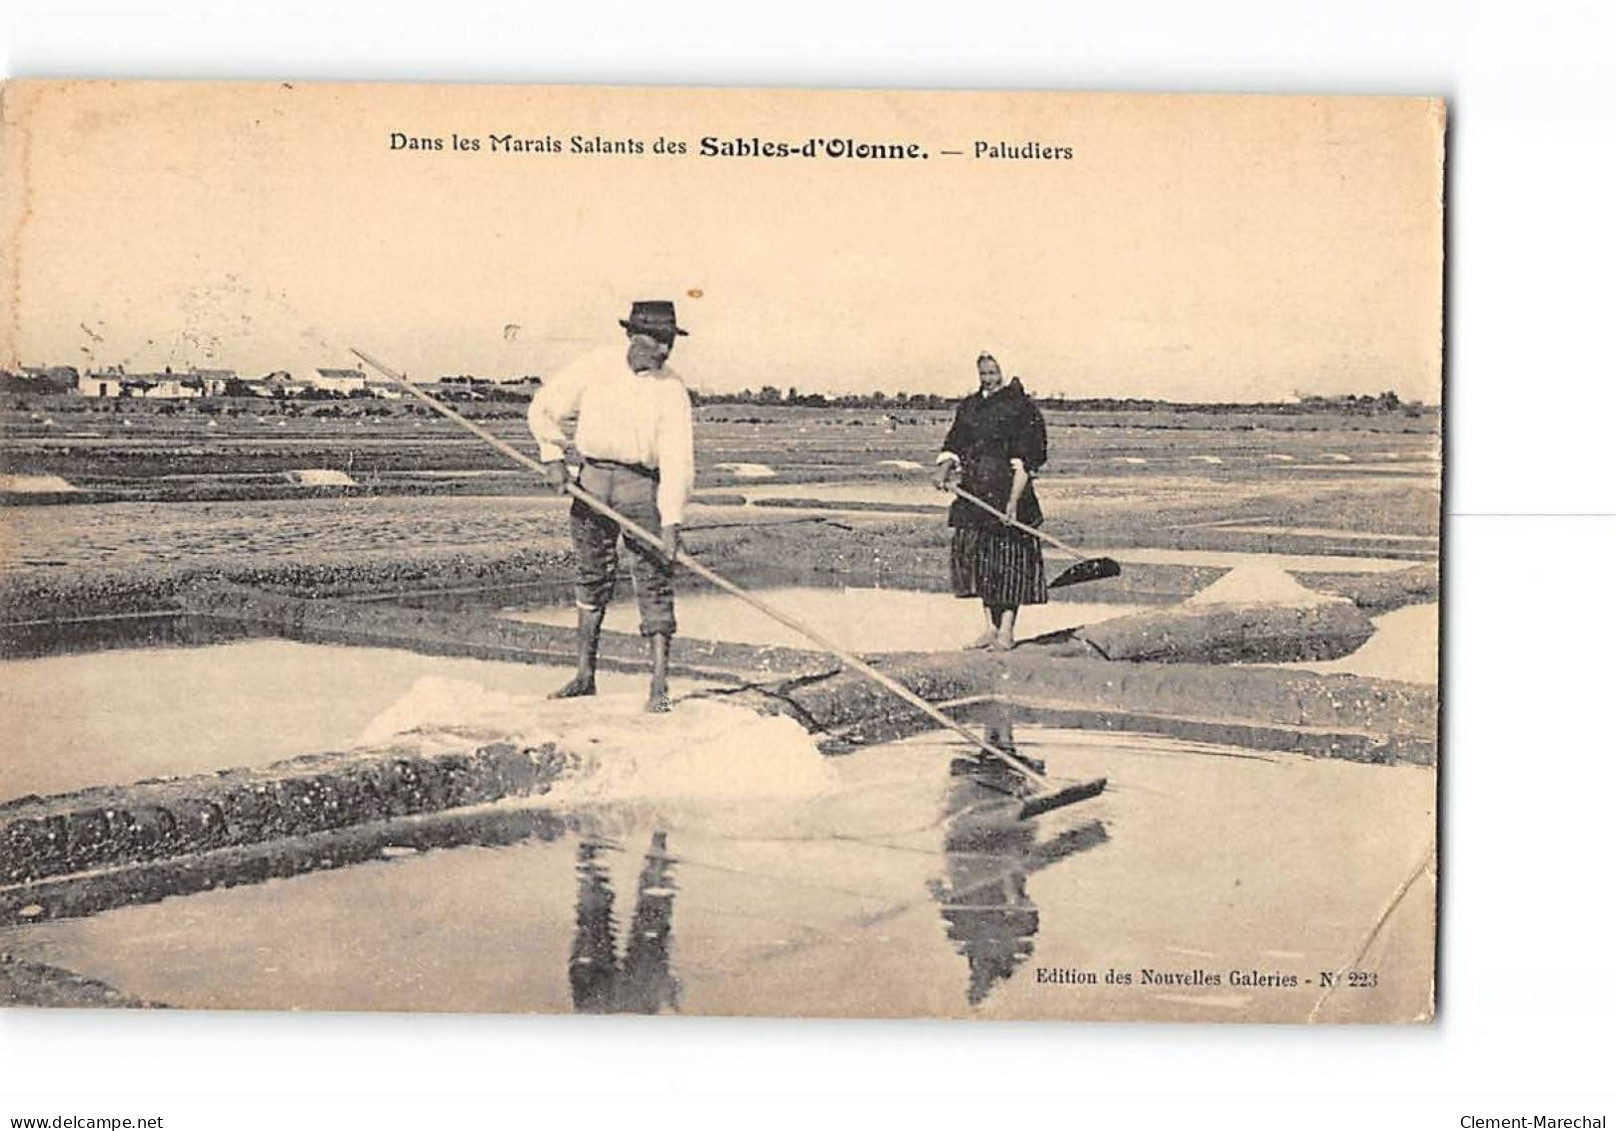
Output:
(77, 366), (227, 399)
(308, 367), (367, 395)
(189, 368), (236, 396)
(78, 369), (125, 398)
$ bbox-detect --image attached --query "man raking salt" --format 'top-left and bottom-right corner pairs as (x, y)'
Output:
(528, 300), (696, 713)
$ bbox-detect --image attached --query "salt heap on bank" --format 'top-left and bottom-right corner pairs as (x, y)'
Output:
(1185, 562), (1344, 608)
(713, 462), (777, 479)
(285, 468), (358, 487)
(0, 473), (77, 493)
(1041, 560), (1369, 664)
(361, 677), (837, 803)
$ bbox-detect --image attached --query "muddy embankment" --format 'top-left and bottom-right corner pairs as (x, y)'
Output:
(716, 649), (1435, 764)
(1042, 602), (1375, 664)
(1, 733), (580, 912)
(0, 543), (576, 628)
(0, 953), (166, 1008)
(0, 515), (1229, 628)
(1298, 565), (1441, 614)
(0, 478), (543, 508)
(749, 496), (1436, 561)
(171, 581), (835, 683)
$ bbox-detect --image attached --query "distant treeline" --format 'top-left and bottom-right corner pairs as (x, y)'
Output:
(415, 376), (539, 403)
(4, 366), (1429, 416)
(691, 386), (1428, 414)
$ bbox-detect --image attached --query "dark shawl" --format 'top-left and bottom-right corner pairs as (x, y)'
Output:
(941, 378), (1048, 528)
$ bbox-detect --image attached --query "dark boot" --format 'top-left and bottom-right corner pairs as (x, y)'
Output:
(646, 633), (672, 713)
(551, 606), (605, 699)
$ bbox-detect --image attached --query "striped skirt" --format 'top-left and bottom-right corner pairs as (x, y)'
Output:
(950, 525), (1048, 607)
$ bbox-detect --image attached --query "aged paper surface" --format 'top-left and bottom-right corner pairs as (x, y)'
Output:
(0, 81), (1442, 1021)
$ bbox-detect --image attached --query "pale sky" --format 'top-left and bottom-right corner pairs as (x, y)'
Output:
(3, 82), (1444, 402)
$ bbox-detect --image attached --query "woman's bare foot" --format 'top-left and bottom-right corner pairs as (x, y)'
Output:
(988, 635), (1015, 652)
(549, 675), (596, 699)
(964, 631), (997, 650)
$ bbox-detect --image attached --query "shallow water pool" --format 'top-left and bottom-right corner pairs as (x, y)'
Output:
(0, 641), (714, 801)
(1260, 603), (1438, 684)
(1, 724), (1435, 1022)
(506, 586), (1152, 654)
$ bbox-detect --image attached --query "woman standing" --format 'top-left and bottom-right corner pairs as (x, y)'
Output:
(932, 352), (1050, 650)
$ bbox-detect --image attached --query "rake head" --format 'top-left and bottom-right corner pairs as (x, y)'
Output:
(1018, 776), (1108, 820)
(1049, 557), (1122, 589)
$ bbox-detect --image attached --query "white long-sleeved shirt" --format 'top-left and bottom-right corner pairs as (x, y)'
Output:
(527, 346), (696, 526)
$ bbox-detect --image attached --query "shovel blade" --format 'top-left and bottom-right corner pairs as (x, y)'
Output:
(1018, 776), (1108, 820)
(1050, 557), (1121, 589)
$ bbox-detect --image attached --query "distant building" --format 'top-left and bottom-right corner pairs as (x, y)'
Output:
(308, 367), (366, 395)
(75, 366), (205, 399)
(12, 365), (79, 394)
(147, 375), (203, 399)
(78, 368), (126, 398)
(187, 367), (237, 397)
(246, 371), (289, 396)
(257, 373), (314, 398)
(114, 370), (201, 399)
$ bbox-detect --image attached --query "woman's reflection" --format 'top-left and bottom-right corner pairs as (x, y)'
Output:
(930, 716), (1109, 1007)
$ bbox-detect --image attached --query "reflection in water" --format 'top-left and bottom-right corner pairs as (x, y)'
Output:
(933, 773), (1040, 1006)
(0, 612), (260, 662)
(931, 716), (1109, 1007)
(568, 831), (680, 1014)
(569, 840), (618, 1012)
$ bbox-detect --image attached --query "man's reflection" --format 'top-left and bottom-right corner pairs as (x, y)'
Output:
(569, 838), (619, 1012)
(930, 716), (1109, 1007)
(568, 830), (680, 1014)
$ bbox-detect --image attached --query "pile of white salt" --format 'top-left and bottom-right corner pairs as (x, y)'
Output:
(1184, 562), (1345, 608)
(360, 677), (837, 804)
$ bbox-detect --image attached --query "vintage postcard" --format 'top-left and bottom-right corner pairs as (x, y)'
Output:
(0, 81), (1443, 1021)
